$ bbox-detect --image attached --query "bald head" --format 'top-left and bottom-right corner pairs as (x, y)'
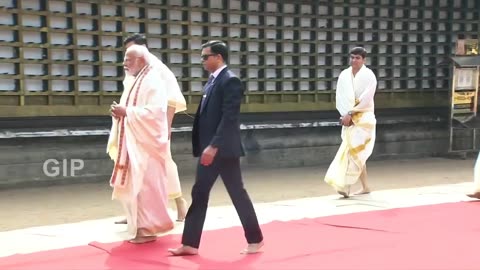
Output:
(123, 44), (150, 76)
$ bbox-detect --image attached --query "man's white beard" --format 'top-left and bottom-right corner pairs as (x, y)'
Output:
(125, 69), (133, 77)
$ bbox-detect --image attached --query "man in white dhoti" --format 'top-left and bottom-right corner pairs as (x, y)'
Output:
(324, 47), (377, 198)
(467, 153), (480, 199)
(115, 34), (188, 222)
(107, 45), (174, 243)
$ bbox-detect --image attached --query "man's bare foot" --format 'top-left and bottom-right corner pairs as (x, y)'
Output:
(241, 241), (264, 254)
(128, 235), (157, 244)
(337, 185), (351, 198)
(168, 245), (199, 256)
(353, 188), (371, 195)
(176, 198), (188, 222)
(114, 218), (127, 224)
(338, 191), (349, 198)
(467, 192), (480, 199)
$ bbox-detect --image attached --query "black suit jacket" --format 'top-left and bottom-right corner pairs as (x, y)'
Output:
(192, 67), (245, 158)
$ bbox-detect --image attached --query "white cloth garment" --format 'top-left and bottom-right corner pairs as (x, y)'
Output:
(324, 65), (377, 193)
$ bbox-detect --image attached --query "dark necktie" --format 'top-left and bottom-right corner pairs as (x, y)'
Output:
(200, 75), (214, 112)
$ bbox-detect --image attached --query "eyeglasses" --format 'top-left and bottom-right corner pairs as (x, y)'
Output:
(200, 54), (217, 61)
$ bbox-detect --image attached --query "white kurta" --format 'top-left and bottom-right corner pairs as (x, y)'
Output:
(324, 65), (377, 193)
(147, 53), (187, 113)
(107, 65), (174, 238)
(123, 54), (186, 199)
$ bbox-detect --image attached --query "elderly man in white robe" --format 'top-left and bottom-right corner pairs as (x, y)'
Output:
(115, 34), (188, 223)
(107, 44), (174, 243)
(324, 47), (377, 198)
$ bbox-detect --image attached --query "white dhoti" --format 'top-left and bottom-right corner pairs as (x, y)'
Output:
(165, 141), (182, 199)
(107, 65), (174, 238)
(324, 64), (377, 194)
(325, 112), (376, 193)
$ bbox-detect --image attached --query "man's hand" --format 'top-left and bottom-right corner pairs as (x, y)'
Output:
(110, 101), (127, 118)
(340, 114), (353, 126)
(200, 145), (218, 166)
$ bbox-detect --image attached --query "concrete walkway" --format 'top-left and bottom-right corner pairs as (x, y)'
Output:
(0, 181), (475, 257)
(0, 157), (474, 231)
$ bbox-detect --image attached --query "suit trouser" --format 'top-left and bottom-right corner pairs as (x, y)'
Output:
(181, 157), (263, 248)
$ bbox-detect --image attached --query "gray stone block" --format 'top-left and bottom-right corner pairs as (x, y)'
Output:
(0, 120), (472, 189)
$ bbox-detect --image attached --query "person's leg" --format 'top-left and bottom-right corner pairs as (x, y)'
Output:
(220, 158), (264, 254)
(467, 153), (480, 199)
(174, 196), (188, 221)
(467, 192), (480, 199)
(354, 165), (371, 195)
(130, 159), (173, 244)
(169, 159), (220, 255)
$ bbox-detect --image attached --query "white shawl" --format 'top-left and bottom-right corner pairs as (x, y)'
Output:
(336, 65), (377, 116)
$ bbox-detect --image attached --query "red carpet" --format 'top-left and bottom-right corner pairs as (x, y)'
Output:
(1, 201), (479, 270)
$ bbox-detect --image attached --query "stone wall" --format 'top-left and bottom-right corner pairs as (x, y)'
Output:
(0, 115), (464, 189)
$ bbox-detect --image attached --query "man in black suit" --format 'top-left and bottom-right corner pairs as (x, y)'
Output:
(168, 40), (264, 256)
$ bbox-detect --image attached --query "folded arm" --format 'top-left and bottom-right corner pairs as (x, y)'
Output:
(353, 77), (377, 112)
